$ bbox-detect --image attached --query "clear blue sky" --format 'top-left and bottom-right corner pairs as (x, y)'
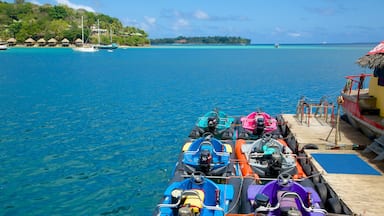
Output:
(6, 0), (384, 44)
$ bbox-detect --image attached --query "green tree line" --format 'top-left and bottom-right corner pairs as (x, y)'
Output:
(150, 36), (251, 45)
(0, 1), (150, 46)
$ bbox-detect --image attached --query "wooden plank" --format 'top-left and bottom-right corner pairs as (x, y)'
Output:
(282, 114), (384, 215)
(282, 114), (371, 149)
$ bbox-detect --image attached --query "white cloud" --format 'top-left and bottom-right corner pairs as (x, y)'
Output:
(194, 10), (209, 20)
(144, 16), (156, 25)
(123, 18), (139, 26)
(274, 27), (283, 33)
(56, 0), (95, 12)
(135, 16), (157, 32)
(288, 32), (301, 37)
(173, 18), (189, 30)
(30, 0), (42, 5)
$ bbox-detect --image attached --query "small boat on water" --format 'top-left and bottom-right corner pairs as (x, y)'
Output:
(96, 43), (119, 50)
(238, 111), (278, 139)
(156, 110), (354, 215)
(235, 134), (306, 180)
(73, 45), (98, 52)
(72, 16), (98, 53)
(95, 20), (119, 50)
(180, 135), (235, 177)
(155, 172), (240, 216)
(189, 109), (235, 139)
(241, 173), (330, 215)
(274, 43), (280, 48)
(0, 43), (7, 50)
(341, 41), (384, 138)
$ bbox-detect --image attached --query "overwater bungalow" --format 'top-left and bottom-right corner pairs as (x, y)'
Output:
(48, 38), (57, 47)
(25, 38), (35, 46)
(37, 38), (46, 47)
(7, 38), (16, 46)
(74, 38), (83, 47)
(61, 38), (70, 47)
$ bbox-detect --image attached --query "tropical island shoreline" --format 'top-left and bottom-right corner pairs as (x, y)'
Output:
(0, 2), (252, 48)
(1, 42), (378, 50)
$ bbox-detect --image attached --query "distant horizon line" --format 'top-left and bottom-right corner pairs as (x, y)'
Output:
(149, 42), (378, 46)
(250, 42), (379, 45)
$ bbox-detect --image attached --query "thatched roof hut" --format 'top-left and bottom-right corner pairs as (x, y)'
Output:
(37, 38), (46, 46)
(48, 38), (57, 46)
(74, 38), (83, 47)
(25, 38), (35, 46)
(61, 38), (70, 47)
(7, 38), (16, 46)
(357, 41), (384, 69)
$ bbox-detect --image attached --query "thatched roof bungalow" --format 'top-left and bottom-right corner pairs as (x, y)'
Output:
(61, 38), (70, 47)
(74, 38), (83, 47)
(356, 41), (384, 89)
(357, 41), (384, 70)
(37, 38), (46, 46)
(48, 38), (57, 47)
(7, 38), (16, 46)
(25, 38), (35, 46)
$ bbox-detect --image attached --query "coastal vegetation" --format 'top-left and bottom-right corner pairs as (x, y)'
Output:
(0, 1), (250, 46)
(150, 36), (251, 45)
(0, 1), (150, 46)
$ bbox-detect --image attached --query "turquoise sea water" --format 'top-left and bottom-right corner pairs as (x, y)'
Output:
(0, 44), (374, 215)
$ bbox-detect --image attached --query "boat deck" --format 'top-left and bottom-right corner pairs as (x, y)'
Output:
(282, 114), (384, 215)
(342, 89), (384, 126)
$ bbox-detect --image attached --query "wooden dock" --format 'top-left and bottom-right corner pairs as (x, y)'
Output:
(282, 114), (384, 216)
(283, 114), (371, 150)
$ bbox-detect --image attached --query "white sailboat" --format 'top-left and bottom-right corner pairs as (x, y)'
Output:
(0, 43), (7, 50)
(73, 16), (98, 52)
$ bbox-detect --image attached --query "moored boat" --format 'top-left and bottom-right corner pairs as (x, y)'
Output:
(155, 172), (240, 216)
(238, 111), (278, 139)
(341, 74), (384, 138)
(96, 43), (119, 50)
(95, 20), (119, 50)
(341, 42), (384, 138)
(235, 134), (306, 180)
(181, 135), (235, 177)
(72, 16), (99, 53)
(0, 43), (7, 50)
(157, 110), (356, 215)
(73, 45), (98, 52)
(189, 109), (235, 139)
(241, 173), (330, 215)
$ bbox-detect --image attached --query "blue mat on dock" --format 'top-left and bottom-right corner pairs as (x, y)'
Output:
(311, 153), (381, 175)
